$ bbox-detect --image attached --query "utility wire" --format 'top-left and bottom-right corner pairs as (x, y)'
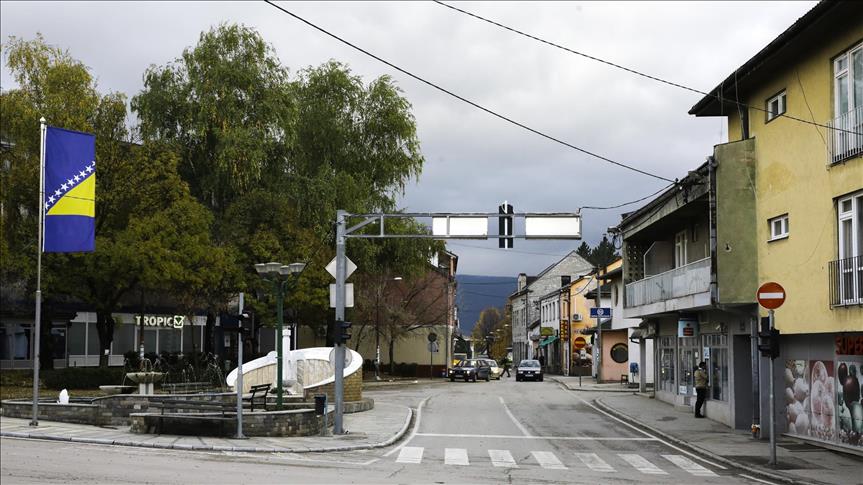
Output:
(581, 183), (674, 210)
(434, 1), (862, 136)
(264, 0), (675, 183)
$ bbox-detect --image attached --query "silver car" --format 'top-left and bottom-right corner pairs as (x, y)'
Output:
(479, 358), (503, 379)
(516, 359), (543, 382)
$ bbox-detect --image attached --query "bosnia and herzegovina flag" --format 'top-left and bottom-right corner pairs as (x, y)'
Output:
(43, 126), (96, 253)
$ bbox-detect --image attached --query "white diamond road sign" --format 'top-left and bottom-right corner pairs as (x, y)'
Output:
(326, 256), (357, 280)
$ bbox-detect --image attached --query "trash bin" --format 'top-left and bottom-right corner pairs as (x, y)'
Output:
(314, 394), (327, 415)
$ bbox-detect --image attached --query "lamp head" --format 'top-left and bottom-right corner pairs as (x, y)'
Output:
(289, 262), (307, 274)
(265, 261), (282, 275)
(254, 263), (267, 276)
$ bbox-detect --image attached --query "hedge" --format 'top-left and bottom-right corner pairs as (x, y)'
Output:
(41, 367), (126, 390)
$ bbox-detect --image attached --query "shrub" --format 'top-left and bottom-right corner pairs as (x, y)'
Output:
(41, 367), (126, 390)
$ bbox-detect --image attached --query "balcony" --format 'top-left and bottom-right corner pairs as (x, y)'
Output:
(829, 255), (863, 307)
(624, 257), (711, 317)
(827, 105), (863, 164)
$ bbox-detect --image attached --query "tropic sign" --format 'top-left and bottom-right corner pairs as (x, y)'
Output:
(134, 314), (186, 329)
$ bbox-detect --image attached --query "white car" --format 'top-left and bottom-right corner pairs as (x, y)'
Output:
(479, 358), (503, 380)
(516, 359), (543, 382)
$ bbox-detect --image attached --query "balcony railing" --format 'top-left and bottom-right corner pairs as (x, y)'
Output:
(625, 257), (711, 308)
(829, 255), (863, 307)
(827, 105), (863, 164)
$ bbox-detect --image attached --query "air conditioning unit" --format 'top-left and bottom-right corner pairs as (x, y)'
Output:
(572, 313), (583, 322)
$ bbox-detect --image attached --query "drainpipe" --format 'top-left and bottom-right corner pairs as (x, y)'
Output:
(708, 156), (719, 306)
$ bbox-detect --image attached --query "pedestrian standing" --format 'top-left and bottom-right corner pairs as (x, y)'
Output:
(694, 361), (708, 418)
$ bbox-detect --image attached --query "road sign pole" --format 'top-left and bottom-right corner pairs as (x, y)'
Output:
(334, 210), (347, 435)
(236, 293), (245, 439)
(768, 309), (776, 467)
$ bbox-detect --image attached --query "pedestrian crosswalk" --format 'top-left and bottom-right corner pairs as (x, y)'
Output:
(391, 447), (717, 476)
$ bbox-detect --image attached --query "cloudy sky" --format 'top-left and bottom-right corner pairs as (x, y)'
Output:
(1, 1), (817, 276)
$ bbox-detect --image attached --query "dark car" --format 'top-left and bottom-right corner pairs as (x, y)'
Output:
(516, 359), (543, 382)
(448, 359), (491, 382)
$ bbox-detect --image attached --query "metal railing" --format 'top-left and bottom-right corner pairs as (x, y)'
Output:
(827, 105), (863, 164)
(829, 255), (863, 307)
(625, 257), (711, 308)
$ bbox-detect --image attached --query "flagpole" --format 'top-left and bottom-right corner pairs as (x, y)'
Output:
(32, 117), (46, 427)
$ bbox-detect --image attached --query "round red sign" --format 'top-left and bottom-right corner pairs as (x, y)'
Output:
(573, 336), (587, 350)
(757, 282), (786, 309)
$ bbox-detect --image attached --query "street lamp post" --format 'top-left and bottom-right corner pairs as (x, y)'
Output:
(255, 261), (306, 410)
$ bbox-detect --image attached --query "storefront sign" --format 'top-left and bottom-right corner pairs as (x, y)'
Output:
(836, 335), (863, 356)
(560, 320), (570, 340)
(134, 314), (186, 329)
(540, 326), (554, 336)
(678, 317), (699, 338)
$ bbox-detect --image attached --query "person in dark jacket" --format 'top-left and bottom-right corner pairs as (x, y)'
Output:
(694, 361), (709, 418)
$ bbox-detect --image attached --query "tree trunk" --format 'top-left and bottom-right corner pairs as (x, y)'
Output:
(389, 335), (396, 375)
(95, 311), (115, 368)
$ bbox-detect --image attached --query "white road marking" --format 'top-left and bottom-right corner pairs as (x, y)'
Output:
(414, 432), (655, 441)
(576, 397), (727, 470)
(383, 395), (431, 457)
(532, 451), (567, 470)
(662, 454), (717, 477)
(488, 449), (518, 468)
(618, 453), (667, 475)
(574, 452), (615, 472)
(444, 448), (469, 466)
(498, 396), (532, 437)
(738, 473), (780, 485)
(395, 446), (424, 464)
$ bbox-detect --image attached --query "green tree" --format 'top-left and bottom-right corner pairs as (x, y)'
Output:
(590, 235), (619, 269)
(471, 307), (505, 359)
(575, 241), (592, 264)
(1, 36), (230, 367)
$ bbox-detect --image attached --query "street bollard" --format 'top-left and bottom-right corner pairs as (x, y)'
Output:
(315, 394), (328, 436)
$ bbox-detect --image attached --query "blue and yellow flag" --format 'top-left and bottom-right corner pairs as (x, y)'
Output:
(43, 126), (96, 253)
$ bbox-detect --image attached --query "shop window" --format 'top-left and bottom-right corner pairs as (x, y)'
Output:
(657, 336), (676, 393)
(703, 334), (729, 402)
(678, 337), (700, 396)
(610, 343), (628, 363)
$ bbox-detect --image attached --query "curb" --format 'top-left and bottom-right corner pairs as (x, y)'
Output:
(548, 376), (637, 393)
(0, 405), (413, 454)
(592, 397), (819, 485)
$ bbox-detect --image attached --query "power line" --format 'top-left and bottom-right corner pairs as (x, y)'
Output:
(434, 1), (862, 136)
(263, 1), (676, 183)
(581, 183), (674, 210)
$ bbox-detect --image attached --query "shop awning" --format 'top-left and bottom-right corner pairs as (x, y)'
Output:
(539, 335), (559, 347)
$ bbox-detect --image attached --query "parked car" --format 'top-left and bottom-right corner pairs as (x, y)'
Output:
(479, 358), (503, 380)
(448, 359), (491, 382)
(516, 359), (543, 382)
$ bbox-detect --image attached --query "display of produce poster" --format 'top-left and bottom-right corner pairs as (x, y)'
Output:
(836, 358), (863, 448)
(809, 360), (835, 441)
(784, 360), (810, 436)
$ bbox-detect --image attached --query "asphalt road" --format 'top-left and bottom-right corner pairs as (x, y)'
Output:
(1, 378), (777, 484)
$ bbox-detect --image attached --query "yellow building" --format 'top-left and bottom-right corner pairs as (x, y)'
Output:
(567, 273), (596, 376)
(690, 1), (862, 450)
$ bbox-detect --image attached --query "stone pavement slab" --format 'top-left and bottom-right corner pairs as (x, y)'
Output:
(0, 401), (411, 453)
(595, 393), (863, 485)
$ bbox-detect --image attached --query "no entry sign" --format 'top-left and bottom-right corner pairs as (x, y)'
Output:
(757, 282), (786, 309)
(573, 336), (587, 350)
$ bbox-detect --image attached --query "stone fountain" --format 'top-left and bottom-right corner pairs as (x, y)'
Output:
(123, 358), (165, 395)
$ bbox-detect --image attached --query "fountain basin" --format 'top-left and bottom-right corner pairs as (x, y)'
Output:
(125, 372), (165, 384)
(98, 385), (136, 395)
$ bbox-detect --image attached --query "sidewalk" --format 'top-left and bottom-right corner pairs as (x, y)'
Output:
(0, 401), (411, 453)
(595, 393), (863, 485)
(548, 375), (637, 392)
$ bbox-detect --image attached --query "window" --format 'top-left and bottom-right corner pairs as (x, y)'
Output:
(768, 214), (789, 241)
(674, 230), (688, 268)
(766, 90), (786, 122)
(830, 42), (863, 163)
(610, 343), (628, 363)
(703, 334), (729, 402)
(657, 337), (676, 393)
(833, 190), (863, 305)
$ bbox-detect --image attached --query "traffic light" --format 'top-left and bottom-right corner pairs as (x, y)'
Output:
(499, 201), (513, 249)
(757, 317), (780, 359)
(336, 320), (352, 344)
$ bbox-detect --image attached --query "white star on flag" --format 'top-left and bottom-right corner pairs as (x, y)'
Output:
(79, 170), (86, 178)
(61, 183), (68, 191)
(85, 165), (93, 173)
(48, 196), (56, 203)
(44, 202), (50, 210)
(67, 178), (74, 186)
(73, 175), (81, 182)
(54, 189), (62, 197)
